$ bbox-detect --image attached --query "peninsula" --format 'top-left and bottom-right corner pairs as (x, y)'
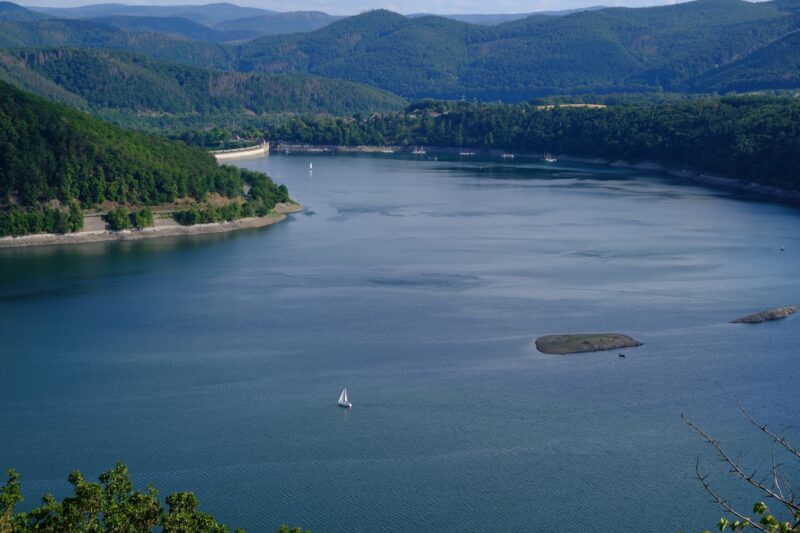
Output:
(0, 80), (293, 245)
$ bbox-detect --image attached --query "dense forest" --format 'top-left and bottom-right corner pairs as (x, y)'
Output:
(2, 0), (799, 102)
(0, 49), (406, 122)
(235, 0), (800, 100)
(0, 463), (308, 533)
(0, 79), (289, 236)
(267, 97), (800, 191)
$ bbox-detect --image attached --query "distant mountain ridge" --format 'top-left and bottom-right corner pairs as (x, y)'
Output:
(3, 0), (800, 100)
(29, 3), (272, 26)
(29, 3), (340, 38)
(234, 0), (800, 99)
(408, 6), (607, 25)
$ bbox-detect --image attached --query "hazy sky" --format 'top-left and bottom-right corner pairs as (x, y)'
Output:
(19, 0), (690, 16)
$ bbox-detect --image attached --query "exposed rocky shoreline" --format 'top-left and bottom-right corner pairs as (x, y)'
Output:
(730, 306), (798, 324)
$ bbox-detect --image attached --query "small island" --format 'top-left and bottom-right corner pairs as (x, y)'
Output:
(730, 306), (798, 324)
(535, 333), (643, 355)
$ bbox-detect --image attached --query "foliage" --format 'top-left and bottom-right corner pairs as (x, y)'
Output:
(234, 1), (800, 100)
(268, 96), (800, 191)
(0, 48), (406, 120)
(3, 0), (800, 102)
(173, 169), (289, 225)
(103, 206), (153, 230)
(0, 462), (260, 533)
(132, 207), (154, 229)
(0, 203), (83, 237)
(0, 80), (290, 236)
(0, 77), (246, 209)
(0, 17), (233, 70)
(105, 206), (131, 231)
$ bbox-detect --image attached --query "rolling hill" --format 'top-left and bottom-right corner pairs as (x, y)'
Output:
(1, 0), (799, 101)
(0, 48), (406, 119)
(235, 0), (800, 100)
(684, 30), (800, 92)
(0, 16), (236, 69)
(85, 15), (249, 42)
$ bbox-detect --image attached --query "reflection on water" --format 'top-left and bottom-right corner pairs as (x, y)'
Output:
(1, 153), (798, 533)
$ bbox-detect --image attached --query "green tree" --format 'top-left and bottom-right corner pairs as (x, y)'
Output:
(0, 463), (306, 533)
(105, 207), (131, 231)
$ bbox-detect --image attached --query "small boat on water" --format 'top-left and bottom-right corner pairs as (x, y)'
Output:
(338, 388), (352, 408)
(544, 153), (557, 163)
(459, 150), (476, 156)
(309, 162), (313, 170)
(411, 146), (426, 155)
(501, 153), (515, 159)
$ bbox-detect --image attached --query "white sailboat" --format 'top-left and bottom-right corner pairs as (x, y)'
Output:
(337, 388), (352, 408)
(544, 153), (557, 163)
(411, 146), (426, 155)
(309, 162), (313, 170)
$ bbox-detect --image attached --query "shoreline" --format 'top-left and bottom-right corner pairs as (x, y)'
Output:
(0, 203), (303, 250)
(555, 155), (800, 205)
(277, 143), (800, 206)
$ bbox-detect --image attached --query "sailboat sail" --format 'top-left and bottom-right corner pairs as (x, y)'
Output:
(338, 388), (351, 407)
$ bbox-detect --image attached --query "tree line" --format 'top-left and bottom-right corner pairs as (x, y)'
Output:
(266, 96), (800, 191)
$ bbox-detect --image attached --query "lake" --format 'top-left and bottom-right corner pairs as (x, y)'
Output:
(1, 153), (798, 532)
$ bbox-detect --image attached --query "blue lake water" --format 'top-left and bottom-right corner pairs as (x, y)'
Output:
(1, 153), (799, 532)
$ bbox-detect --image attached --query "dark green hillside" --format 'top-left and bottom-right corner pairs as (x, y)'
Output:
(236, 0), (800, 100)
(2, 0), (799, 102)
(0, 49), (406, 119)
(0, 17), (235, 69)
(685, 30), (800, 92)
(0, 79), (289, 236)
(86, 15), (242, 43)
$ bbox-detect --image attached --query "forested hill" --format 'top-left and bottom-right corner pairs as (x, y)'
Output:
(0, 79), (287, 234)
(237, 0), (800, 100)
(270, 97), (800, 193)
(0, 49), (406, 119)
(1, 0), (799, 100)
(0, 16), (235, 69)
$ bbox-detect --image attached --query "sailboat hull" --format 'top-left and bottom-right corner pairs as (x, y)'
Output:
(338, 402), (352, 408)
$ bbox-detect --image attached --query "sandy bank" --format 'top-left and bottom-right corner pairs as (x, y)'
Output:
(0, 203), (303, 250)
